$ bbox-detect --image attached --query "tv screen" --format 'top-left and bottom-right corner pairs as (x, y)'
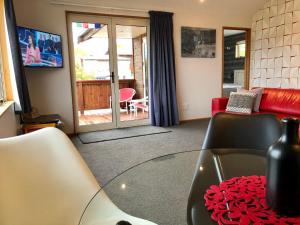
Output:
(17, 26), (63, 68)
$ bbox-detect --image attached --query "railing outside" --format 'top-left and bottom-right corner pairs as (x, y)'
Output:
(76, 79), (135, 114)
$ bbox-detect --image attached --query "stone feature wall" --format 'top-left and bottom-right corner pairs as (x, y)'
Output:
(250, 0), (300, 89)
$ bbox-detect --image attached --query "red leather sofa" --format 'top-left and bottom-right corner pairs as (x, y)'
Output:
(212, 87), (300, 121)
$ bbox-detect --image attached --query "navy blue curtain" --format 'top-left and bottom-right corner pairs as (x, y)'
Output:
(149, 11), (179, 127)
(4, 0), (32, 113)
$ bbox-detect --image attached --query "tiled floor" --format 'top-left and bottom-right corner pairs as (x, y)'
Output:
(78, 108), (149, 125)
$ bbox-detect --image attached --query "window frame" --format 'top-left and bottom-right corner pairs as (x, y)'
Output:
(0, 42), (6, 104)
(0, 0), (13, 102)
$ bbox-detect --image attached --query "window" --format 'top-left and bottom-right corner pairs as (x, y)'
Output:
(235, 40), (246, 58)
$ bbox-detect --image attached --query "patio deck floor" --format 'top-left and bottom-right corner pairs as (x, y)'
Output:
(78, 109), (149, 126)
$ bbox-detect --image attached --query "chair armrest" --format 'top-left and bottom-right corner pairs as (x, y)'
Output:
(211, 97), (229, 116)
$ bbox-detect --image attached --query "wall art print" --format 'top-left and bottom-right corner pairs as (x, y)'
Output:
(181, 27), (216, 58)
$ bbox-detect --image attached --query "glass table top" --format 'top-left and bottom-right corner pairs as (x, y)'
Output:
(82, 149), (266, 225)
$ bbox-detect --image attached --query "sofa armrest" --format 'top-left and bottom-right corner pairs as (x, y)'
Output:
(212, 97), (229, 116)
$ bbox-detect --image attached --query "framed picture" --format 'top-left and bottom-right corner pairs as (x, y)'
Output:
(181, 27), (216, 58)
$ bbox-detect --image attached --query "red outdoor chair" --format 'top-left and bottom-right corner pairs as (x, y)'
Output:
(119, 88), (136, 114)
(110, 88), (136, 114)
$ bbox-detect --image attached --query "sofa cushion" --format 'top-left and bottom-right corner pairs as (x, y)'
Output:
(238, 88), (264, 112)
(226, 92), (256, 114)
(260, 88), (300, 116)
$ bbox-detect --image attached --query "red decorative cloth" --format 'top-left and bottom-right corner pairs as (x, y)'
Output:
(204, 176), (300, 225)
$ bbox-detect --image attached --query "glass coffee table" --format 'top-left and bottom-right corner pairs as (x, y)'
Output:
(82, 149), (266, 225)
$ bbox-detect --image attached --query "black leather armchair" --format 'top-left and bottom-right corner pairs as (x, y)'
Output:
(187, 113), (282, 225)
(202, 112), (282, 151)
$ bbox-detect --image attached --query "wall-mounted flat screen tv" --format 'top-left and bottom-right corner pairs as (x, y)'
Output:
(17, 26), (63, 68)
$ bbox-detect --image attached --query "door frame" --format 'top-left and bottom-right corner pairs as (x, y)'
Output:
(66, 12), (150, 133)
(221, 26), (251, 96)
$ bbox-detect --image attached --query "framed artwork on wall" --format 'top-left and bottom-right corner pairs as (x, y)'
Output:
(181, 27), (216, 58)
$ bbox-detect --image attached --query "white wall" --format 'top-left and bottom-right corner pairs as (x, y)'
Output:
(0, 103), (18, 138)
(250, 0), (300, 89)
(13, 0), (264, 133)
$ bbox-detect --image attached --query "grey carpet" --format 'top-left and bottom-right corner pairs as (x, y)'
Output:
(73, 119), (209, 186)
(104, 151), (200, 225)
(72, 119), (210, 225)
(78, 125), (171, 144)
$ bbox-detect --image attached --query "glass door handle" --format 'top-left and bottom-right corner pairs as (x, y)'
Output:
(111, 72), (115, 83)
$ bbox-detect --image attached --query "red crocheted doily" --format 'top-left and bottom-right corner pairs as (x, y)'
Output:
(204, 176), (300, 225)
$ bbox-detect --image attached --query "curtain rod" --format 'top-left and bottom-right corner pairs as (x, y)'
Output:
(49, 1), (149, 13)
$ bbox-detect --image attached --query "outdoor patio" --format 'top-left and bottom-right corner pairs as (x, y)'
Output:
(78, 109), (149, 125)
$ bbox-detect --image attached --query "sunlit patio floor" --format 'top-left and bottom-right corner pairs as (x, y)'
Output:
(78, 109), (149, 126)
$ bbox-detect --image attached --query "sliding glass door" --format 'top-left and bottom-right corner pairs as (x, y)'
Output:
(67, 14), (150, 132)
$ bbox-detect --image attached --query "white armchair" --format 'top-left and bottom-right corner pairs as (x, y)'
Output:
(0, 128), (157, 225)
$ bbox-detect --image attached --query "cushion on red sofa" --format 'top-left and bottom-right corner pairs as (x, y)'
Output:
(259, 88), (300, 116)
